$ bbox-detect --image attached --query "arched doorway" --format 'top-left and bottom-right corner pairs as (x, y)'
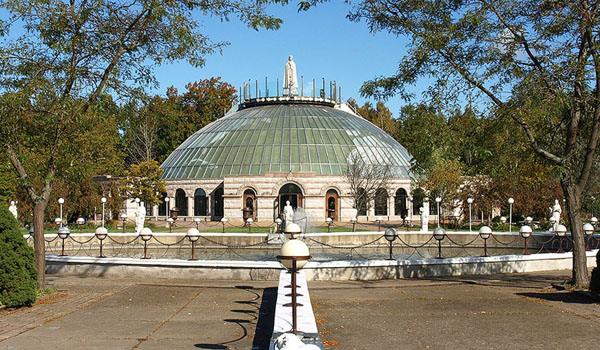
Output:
(158, 192), (167, 216)
(213, 187), (224, 218)
(326, 189), (339, 221)
(194, 188), (208, 216)
(395, 188), (408, 218)
(374, 188), (388, 216)
(278, 183), (303, 215)
(176, 189), (188, 216)
(243, 189), (256, 220)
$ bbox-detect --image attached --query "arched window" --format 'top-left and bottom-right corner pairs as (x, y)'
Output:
(194, 188), (208, 216)
(243, 189), (256, 220)
(175, 189), (188, 216)
(213, 187), (224, 218)
(395, 188), (408, 217)
(412, 189), (425, 215)
(357, 188), (367, 216)
(326, 189), (339, 221)
(374, 188), (388, 216)
(158, 192), (167, 216)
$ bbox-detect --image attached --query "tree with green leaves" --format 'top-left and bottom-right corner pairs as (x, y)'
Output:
(123, 160), (166, 207)
(340, 0), (600, 287)
(0, 0), (283, 288)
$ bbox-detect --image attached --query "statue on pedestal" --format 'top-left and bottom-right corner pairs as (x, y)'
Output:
(283, 200), (294, 228)
(283, 55), (298, 96)
(135, 202), (146, 234)
(550, 199), (562, 231)
(8, 201), (17, 220)
(420, 198), (430, 233)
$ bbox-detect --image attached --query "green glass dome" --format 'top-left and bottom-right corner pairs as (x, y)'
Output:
(160, 102), (413, 179)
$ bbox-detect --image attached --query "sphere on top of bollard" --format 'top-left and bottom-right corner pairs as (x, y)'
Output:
(95, 226), (108, 240)
(525, 216), (533, 225)
(58, 226), (70, 239)
(384, 227), (397, 242)
(519, 225), (532, 238)
(187, 228), (201, 242)
(284, 223), (302, 239)
(433, 226), (446, 241)
(555, 224), (568, 237)
(140, 227), (153, 241)
(479, 226), (492, 240)
(279, 239), (310, 270)
(500, 216), (507, 224)
(583, 223), (595, 235)
(591, 217), (598, 225)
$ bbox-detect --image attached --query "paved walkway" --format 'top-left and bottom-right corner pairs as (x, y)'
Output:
(0, 270), (598, 349)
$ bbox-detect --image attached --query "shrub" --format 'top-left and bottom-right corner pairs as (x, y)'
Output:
(591, 250), (600, 296)
(0, 206), (37, 307)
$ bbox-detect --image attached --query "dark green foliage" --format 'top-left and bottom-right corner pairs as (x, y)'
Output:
(0, 206), (37, 307)
(591, 250), (600, 296)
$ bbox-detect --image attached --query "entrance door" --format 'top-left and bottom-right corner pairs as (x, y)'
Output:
(278, 183), (303, 216)
(326, 189), (339, 221)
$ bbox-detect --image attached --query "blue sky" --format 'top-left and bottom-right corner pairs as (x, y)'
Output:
(152, 2), (414, 118)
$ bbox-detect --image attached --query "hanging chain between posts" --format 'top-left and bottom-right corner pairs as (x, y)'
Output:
(307, 235), (385, 249)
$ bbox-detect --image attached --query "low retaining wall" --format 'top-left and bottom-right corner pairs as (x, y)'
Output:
(46, 249), (598, 281)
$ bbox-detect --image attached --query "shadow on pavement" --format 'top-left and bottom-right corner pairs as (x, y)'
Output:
(518, 291), (597, 304)
(194, 285), (276, 350)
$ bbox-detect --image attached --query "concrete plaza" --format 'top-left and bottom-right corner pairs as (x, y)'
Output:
(0, 270), (599, 349)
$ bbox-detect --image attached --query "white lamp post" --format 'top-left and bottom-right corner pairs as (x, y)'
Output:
(140, 227), (153, 259)
(277, 238), (311, 335)
(408, 196), (413, 228)
(478, 226), (492, 257)
(58, 225), (70, 256)
(95, 226), (108, 258)
(508, 197), (514, 232)
(520, 225), (532, 255)
(467, 198), (473, 232)
(326, 217), (333, 233)
(164, 197), (170, 220)
(384, 227), (397, 260)
(101, 197), (107, 228)
(433, 226), (446, 259)
(221, 217), (228, 233)
(555, 224), (568, 253)
(435, 197), (442, 227)
(58, 198), (65, 227)
(246, 217), (253, 232)
(186, 228), (201, 260)
(76, 217), (85, 232)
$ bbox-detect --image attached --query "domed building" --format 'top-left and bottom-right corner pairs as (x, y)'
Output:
(157, 60), (415, 224)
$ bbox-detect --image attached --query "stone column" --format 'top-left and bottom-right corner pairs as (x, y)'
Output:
(188, 196), (194, 218)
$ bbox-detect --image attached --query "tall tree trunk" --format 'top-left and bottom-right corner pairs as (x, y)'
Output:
(33, 201), (48, 289)
(561, 180), (589, 287)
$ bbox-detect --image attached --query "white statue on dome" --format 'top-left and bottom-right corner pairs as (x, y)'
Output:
(283, 55), (298, 96)
(8, 200), (17, 220)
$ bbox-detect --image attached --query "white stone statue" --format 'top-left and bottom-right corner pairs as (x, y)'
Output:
(135, 202), (146, 234)
(283, 55), (298, 96)
(420, 198), (430, 233)
(283, 200), (294, 225)
(550, 199), (562, 230)
(8, 200), (17, 220)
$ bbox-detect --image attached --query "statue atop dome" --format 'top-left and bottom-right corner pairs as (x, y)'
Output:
(283, 55), (298, 96)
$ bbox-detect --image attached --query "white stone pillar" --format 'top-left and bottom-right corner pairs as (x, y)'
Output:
(188, 196), (194, 218)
